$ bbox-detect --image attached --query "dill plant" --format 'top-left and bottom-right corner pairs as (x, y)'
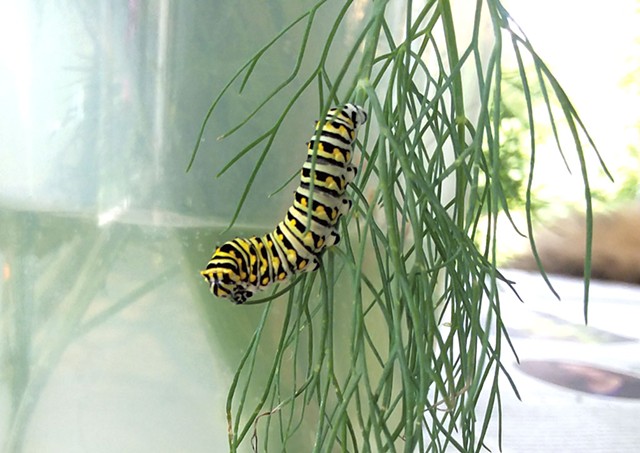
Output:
(190, 0), (604, 451)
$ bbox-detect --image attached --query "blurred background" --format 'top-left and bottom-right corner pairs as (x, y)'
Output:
(489, 2), (640, 451)
(0, 0), (639, 452)
(497, 0), (640, 279)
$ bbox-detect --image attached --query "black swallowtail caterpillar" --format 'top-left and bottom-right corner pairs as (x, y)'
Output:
(201, 103), (368, 304)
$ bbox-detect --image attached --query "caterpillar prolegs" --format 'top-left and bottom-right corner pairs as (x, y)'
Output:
(201, 104), (368, 304)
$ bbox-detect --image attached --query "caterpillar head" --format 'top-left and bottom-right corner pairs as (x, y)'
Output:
(201, 245), (253, 304)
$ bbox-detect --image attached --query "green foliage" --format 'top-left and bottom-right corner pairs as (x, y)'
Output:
(611, 144), (640, 201)
(191, 0), (603, 451)
(481, 70), (543, 216)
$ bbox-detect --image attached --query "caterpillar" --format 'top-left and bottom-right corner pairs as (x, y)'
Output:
(201, 103), (368, 304)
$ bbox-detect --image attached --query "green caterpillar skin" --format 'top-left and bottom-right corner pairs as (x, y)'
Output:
(201, 104), (368, 304)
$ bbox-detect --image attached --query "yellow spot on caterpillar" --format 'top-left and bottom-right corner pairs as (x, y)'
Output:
(300, 197), (308, 207)
(286, 249), (297, 263)
(249, 274), (257, 283)
(303, 232), (314, 246)
(272, 257), (280, 268)
(278, 272), (286, 280)
(346, 151), (351, 161)
(315, 205), (325, 215)
(298, 260), (307, 270)
(333, 148), (345, 162)
(262, 277), (269, 285)
(317, 238), (324, 248)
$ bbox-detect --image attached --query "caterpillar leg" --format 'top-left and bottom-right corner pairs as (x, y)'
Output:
(307, 255), (321, 271)
(339, 197), (352, 216)
(324, 229), (341, 248)
(325, 197), (352, 245)
(346, 164), (357, 183)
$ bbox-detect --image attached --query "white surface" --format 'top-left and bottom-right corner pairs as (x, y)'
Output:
(480, 270), (640, 452)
